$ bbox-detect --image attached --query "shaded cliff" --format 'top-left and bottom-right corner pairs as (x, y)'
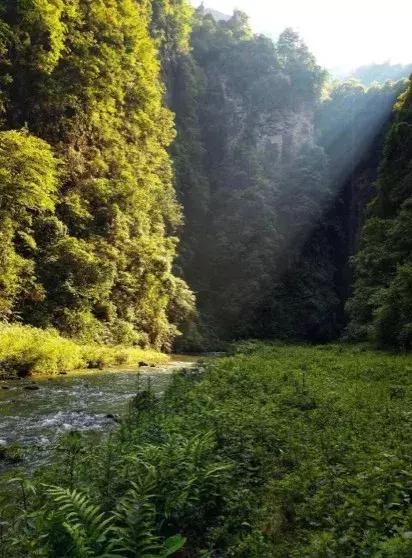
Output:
(317, 79), (408, 328)
(151, 3), (409, 348)
(348, 78), (412, 349)
(167, 13), (336, 346)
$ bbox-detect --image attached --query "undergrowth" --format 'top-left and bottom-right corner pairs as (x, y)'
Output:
(0, 324), (168, 377)
(3, 342), (412, 555)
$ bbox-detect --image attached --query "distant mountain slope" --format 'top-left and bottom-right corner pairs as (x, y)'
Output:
(204, 7), (230, 21)
(350, 62), (412, 85)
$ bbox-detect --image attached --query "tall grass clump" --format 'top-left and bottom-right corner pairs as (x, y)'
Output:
(0, 324), (168, 377)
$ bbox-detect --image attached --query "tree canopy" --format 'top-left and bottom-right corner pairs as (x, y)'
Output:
(0, 0), (194, 349)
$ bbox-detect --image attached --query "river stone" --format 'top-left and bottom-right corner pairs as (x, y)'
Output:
(106, 414), (120, 423)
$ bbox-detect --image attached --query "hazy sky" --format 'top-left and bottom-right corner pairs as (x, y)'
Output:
(191, 0), (411, 71)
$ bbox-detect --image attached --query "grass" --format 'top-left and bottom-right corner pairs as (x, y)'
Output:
(3, 341), (412, 556)
(0, 323), (168, 377)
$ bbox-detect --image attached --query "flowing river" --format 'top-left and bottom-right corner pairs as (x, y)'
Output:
(0, 356), (197, 472)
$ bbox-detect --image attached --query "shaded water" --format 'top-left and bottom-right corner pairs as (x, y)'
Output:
(0, 357), (196, 471)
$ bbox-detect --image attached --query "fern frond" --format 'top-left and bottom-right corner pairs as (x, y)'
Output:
(46, 486), (114, 557)
(109, 476), (162, 557)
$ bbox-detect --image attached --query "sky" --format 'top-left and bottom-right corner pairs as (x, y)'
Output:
(191, 0), (411, 72)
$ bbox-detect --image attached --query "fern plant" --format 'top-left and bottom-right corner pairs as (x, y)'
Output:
(110, 477), (183, 557)
(132, 433), (230, 528)
(43, 475), (185, 558)
(46, 486), (114, 557)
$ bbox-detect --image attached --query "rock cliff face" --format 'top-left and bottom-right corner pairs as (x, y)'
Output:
(337, 126), (389, 305)
(216, 73), (317, 174)
(171, 55), (331, 343)
(256, 108), (315, 163)
(167, 12), (336, 347)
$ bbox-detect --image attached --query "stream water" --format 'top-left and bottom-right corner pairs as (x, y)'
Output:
(0, 356), (197, 471)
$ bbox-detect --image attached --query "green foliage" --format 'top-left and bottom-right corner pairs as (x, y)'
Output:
(348, 78), (412, 349)
(0, 0), (194, 349)
(167, 8), (335, 347)
(277, 28), (326, 103)
(0, 323), (167, 377)
(0, 0), (402, 351)
(4, 344), (412, 555)
(1, 400), (227, 556)
(0, 0), (407, 353)
(2, 476), (186, 557)
(0, 129), (58, 215)
(0, 129), (59, 319)
(150, 0), (193, 63)
(43, 481), (185, 557)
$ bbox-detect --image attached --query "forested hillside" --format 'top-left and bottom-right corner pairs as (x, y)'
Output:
(166, 10), (338, 346)
(348, 79), (412, 349)
(0, 0), (194, 350)
(316, 79), (407, 323)
(164, 8), (407, 349)
(349, 62), (412, 85)
(0, 0), (410, 352)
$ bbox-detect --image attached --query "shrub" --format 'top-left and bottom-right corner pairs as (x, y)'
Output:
(0, 324), (168, 377)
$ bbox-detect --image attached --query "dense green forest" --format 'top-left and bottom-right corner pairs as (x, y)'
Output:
(2, 1), (412, 557)
(164, 9), (409, 349)
(348, 80), (412, 349)
(0, 0), (409, 352)
(0, 0), (194, 351)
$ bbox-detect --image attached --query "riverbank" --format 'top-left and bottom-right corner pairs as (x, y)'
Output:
(0, 357), (197, 473)
(0, 324), (168, 378)
(3, 342), (412, 556)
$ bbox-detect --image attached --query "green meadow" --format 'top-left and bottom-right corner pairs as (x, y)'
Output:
(3, 342), (412, 556)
